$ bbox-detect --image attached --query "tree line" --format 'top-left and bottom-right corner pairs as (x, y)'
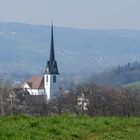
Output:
(0, 80), (140, 117)
(90, 61), (140, 86)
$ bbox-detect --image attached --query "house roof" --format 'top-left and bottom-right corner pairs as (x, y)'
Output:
(26, 76), (44, 89)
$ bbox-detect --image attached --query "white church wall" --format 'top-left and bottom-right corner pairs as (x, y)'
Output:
(31, 89), (39, 95)
(38, 89), (45, 95)
(23, 83), (30, 90)
(23, 83), (32, 95)
(23, 83), (45, 95)
(44, 75), (59, 100)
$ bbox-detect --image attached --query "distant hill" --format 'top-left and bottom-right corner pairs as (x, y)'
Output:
(90, 61), (140, 86)
(0, 22), (140, 80)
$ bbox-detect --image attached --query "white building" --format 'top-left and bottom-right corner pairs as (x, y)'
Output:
(77, 93), (89, 111)
(23, 24), (59, 100)
(22, 76), (45, 96)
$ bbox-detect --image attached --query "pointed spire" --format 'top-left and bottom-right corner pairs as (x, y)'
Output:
(49, 23), (55, 64)
(45, 23), (59, 75)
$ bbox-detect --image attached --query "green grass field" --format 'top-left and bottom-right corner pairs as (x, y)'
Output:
(0, 115), (140, 140)
(123, 81), (140, 88)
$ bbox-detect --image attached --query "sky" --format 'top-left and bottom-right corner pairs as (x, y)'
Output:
(0, 0), (140, 30)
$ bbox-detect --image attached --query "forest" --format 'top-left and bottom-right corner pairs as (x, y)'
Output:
(91, 61), (140, 86)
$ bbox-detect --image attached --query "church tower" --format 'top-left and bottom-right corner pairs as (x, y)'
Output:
(44, 24), (59, 100)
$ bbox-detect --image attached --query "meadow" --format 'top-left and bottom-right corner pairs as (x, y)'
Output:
(0, 115), (140, 140)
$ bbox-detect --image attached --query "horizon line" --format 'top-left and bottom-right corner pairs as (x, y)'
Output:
(0, 21), (140, 31)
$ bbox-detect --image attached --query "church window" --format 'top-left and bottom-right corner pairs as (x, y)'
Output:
(53, 76), (56, 83)
(46, 76), (48, 82)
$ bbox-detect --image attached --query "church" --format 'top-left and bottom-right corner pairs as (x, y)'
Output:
(23, 25), (59, 100)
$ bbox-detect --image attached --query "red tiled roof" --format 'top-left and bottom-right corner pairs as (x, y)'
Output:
(26, 76), (44, 89)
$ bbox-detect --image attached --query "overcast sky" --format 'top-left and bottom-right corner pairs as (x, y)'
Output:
(0, 0), (140, 30)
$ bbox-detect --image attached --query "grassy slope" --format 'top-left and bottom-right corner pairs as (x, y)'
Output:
(123, 81), (140, 88)
(0, 115), (140, 140)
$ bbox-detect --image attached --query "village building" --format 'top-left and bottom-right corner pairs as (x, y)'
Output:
(23, 25), (59, 100)
(77, 93), (89, 111)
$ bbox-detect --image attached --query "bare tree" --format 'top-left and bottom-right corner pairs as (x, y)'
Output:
(118, 88), (140, 116)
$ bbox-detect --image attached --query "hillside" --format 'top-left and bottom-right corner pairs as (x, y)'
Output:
(123, 81), (140, 88)
(0, 22), (140, 80)
(0, 115), (140, 140)
(90, 61), (140, 86)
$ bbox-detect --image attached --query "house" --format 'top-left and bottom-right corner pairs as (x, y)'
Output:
(77, 93), (89, 111)
(23, 76), (44, 95)
(23, 24), (59, 100)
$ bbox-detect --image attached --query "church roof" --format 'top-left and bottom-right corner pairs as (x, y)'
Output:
(26, 76), (44, 89)
(45, 24), (59, 75)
